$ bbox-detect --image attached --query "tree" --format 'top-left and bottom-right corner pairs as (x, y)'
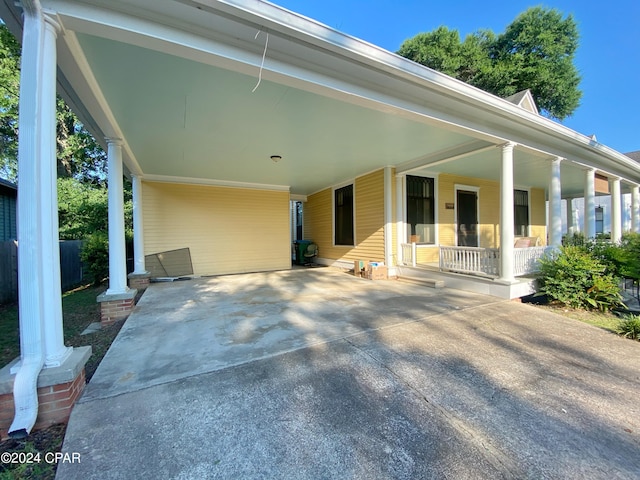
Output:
(0, 23), (106, 183)
(397, 7), (582, 120)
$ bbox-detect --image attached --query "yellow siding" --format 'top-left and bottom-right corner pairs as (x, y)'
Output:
(305, 169), (385, 263)
(416, 246), (439, 264)
(142, 181), (290, 276)
(530, 187), (547, 245)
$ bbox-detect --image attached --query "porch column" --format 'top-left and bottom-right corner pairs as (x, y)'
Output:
(131, 174), (147, 274)
(383, 167), (393, 267)
(549, 157), (563, 247)
(584, 168), (596, 238)
(395, 174), (405, 264)
(566, 197), (575, 236)
(105, 138), (130, 295)
(9, 7), (72, 436)
(632, 185), (640, 233)
(610, 177), (622, 243)
(498, 142), (516, 283)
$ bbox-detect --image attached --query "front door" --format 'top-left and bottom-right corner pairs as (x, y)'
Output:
(457, 190), (478, 247)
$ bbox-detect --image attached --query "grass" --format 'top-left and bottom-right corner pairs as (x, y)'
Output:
(536, 304), (622, 333)
(0, 282), (128, 480)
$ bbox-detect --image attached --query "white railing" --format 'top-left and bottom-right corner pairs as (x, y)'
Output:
(400, 243), (417, 267)
(439, 246), (552, 277)
(513, 246), (552, 276)
(439, 246), (499, 276)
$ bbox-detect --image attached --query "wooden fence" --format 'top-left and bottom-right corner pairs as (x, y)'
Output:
(0, 240), (84, 305)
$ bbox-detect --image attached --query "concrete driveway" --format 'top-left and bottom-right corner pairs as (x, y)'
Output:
(58, 268), (640, 479)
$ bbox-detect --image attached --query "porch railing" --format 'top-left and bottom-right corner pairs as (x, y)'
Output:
(438, 246), (552, 277)
(400, 243), (417, 267)
(439, 246), (499, 276)
(513, 246), (552, 276)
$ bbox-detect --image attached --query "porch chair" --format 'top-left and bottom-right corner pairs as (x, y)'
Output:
(304, 243), (318, 266)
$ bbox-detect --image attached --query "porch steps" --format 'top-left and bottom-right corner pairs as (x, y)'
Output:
(397, 276), (445, 289)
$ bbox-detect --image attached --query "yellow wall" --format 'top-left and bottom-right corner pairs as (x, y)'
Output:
(142, 181), (290, 276)
(438, 174), (546, 248)
(304, 169), (387, 264)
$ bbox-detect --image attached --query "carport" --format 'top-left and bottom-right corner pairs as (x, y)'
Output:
(57, 268), (640, 479)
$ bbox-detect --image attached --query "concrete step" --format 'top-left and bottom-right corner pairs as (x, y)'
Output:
(397, 276), (445, 289)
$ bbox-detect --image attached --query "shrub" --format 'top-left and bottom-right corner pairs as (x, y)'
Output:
(537, 245), (624, 311)
(81, 231), (109, 285)
(616, 314), (640, 340)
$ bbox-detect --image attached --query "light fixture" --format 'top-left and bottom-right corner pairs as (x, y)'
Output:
(270, 155), (282, 163)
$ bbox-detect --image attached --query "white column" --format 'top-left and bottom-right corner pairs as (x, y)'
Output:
(610, 177), (622, 243)
(566, 198), (574, 236)
(499, 142), (516, 283)
(549, 157), (563, 247)
(395, 174), (404, 264)
(105, 139), (130, 295)
(131, 175), (147, 274)
(383, 167), (393, 267)
(584, 168), (596, 238)
(41, 17), (71, 367)
(632, 185), (640, 234)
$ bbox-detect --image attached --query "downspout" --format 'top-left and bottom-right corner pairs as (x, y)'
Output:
(9, 0), (46, 439)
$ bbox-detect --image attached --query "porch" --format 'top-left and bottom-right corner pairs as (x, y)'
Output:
(398, 243), (551, 299)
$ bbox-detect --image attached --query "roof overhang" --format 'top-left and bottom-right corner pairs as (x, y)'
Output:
(2, 0), (639, 196)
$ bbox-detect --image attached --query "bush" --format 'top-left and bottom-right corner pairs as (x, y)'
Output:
(537, 245), (624, 311)
(81, 231), (109, 285)
(616, 314), (640, 340)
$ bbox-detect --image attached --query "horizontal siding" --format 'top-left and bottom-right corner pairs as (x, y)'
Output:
(142, 182), (290, 276)
(305, 169), (385, 264)
(530, 187), (547, 245)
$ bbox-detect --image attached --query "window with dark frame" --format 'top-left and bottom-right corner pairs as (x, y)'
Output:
(514, 189), (529, 237)
(334, 184), (354, 245)
(406, 175), (435, 244)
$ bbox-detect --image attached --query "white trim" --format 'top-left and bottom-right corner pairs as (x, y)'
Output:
(290, 194), (307, 202)
(142, 174), (290, 192)
(454, 184), (480, 248)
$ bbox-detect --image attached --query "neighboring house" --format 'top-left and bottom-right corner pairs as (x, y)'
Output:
(0, 178), (17, 242)
(2, 0), (640, 437)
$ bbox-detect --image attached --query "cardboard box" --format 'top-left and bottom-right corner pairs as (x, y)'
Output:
(354, 260), (369, 277)
(366, 265), (388, 280)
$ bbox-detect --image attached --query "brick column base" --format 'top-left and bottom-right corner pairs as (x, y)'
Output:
(127, 272), (151, 291)
(97, 289), (138, 326)
(0, 346), (91, 440)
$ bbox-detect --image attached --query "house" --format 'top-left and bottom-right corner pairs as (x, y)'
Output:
(0, 178), (17, 241)
(1, 0), (640, 437)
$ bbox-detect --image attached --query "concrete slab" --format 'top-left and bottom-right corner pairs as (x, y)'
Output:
(57, 268), (640, 479)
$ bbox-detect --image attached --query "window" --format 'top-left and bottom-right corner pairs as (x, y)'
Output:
(406, 175), (435, 244)
(595, 206), (604, 234)
(514, 190), (529, 237)
(334, 184), (354, 245)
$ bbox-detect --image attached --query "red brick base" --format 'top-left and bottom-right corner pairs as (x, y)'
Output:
(0, 369), (86, 439)
(100, 297), (135, 326)
(128, 275), (150, 291)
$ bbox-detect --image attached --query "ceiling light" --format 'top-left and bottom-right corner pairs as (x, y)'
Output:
(270, 155), (282, 162)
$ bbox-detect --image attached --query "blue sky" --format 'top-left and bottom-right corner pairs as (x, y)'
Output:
(272, 0), (639, 154)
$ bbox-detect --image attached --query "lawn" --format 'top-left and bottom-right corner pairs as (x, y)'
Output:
(0, 283), (128, 480)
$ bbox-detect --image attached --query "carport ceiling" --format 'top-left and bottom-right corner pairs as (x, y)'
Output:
(77, 33), (486, 195)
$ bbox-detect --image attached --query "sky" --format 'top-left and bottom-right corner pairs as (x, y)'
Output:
(271, 0), (639, 155)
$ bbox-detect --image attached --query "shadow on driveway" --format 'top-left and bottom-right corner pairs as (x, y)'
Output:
(58, 268), (640, 479)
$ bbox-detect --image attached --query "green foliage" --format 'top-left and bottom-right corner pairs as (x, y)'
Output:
(58, 178), (109, 240)
(537, 246), (624, 311)
(397, 6), (582, 120)
(0, 24), (106, 184)
(618, 233), (640, 281)
(81, 231), (109, 285)
(616, 314), (640, 340)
